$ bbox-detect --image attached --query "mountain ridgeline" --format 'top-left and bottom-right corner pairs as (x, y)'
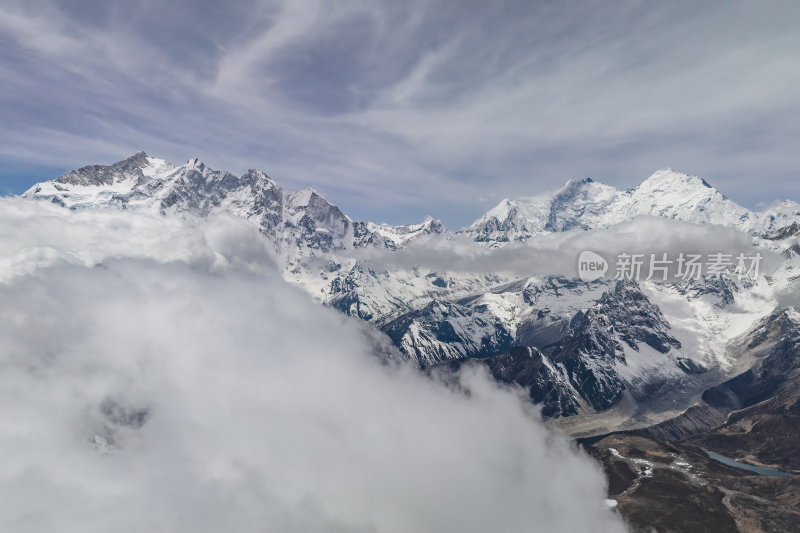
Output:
(23, 153), (800, 430)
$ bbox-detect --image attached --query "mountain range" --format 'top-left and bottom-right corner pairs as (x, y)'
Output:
(464, 171), (800, 243)
(22, 152), (800, 434)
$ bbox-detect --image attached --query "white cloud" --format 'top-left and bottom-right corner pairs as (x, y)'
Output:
(0, 198), (623, 532)
(347, 216), (780, 279)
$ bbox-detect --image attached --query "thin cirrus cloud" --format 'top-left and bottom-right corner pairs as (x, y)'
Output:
(0, 197), (625, 532)
(0, 0), (798, 227)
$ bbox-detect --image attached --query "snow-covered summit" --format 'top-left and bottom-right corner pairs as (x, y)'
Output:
(546, 177), (621, 232)
(23, 153), (447, 255)
(467, 195), (552, 244)
(24, 152), (175, 209)
(463, 169), (799, 243)
(622, 169), (754, 228)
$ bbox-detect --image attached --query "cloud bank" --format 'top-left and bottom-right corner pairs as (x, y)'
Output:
(0, 198), (623, 532)
(348, 216), (781, 280)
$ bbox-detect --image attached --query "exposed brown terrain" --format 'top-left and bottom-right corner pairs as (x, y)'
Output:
(588, 435), (800, 532)
(584, 307), (800, 532)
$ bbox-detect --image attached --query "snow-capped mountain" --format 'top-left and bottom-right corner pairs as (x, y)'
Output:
(463, 169), (800, 244)
(24, 152), (447, 255)
(383, 273), (759, 419)
(390, 278), (687, 416)
(22, 153), (800, 432)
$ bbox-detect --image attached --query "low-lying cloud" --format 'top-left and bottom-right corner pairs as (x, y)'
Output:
(0, 198), (623, 532)
(349, 216), (781, 280)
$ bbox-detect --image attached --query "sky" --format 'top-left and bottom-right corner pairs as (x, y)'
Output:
(1, 0), (799, 227)
(0, 197), (625, 532)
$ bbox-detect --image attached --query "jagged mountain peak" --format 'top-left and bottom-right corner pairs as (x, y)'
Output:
(421, 217), (447, 232)
(51, 151), (155, 187)
(122, 150), (150, 167)
(286, 186), (323, 207)
(550, 177), (606, 202)
(554, 176), (596, 193)
(184, 157), (206, 170)
(411, 216), (446, 231)
(376, 215), (447, 234)
(360, 216), (450, 250)
(463, 168), (799, 242)
(22, 152), (452, 256)
(465, 195), (551, 243)
(243, 168), (273, 180)
(240, 168), (279, 191)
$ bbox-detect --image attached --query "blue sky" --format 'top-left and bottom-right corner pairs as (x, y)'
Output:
(1, 0), (799, 227)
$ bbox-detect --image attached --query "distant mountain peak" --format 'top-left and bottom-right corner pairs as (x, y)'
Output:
(554, 177), (597, 195)
(127, 150), (149, 162)
(639, 168), (714, 192)
(51, 151), (155, 188)
(22, 152), (452, 255)
(184, 157), (206, 170)
(462, 169), (798, 242)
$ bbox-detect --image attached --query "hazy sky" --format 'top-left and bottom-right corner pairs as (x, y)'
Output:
(1, 0), (799, 227)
